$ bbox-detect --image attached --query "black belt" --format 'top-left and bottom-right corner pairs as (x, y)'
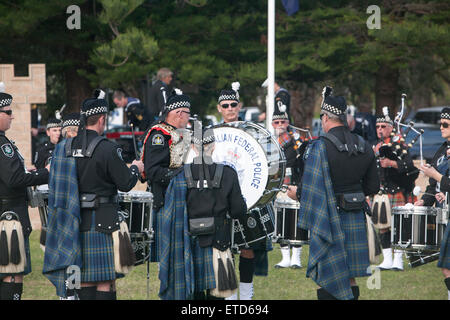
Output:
(79, 194), (118, 209)
(0, 197), (27, 207)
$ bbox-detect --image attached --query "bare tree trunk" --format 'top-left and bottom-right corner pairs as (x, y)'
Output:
(64, 48), (93, 114)
(375, 65), (399, 116)
(286, 81), (318, 129)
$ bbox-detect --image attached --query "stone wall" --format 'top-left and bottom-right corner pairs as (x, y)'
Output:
(0, 64), (46, 166)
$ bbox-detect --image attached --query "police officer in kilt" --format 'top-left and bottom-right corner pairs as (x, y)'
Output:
(67, 90), (144, 300)
(271, 109), (306, 269)
(187, 129), (247, 300)
(215, 82), (268, 300)
(33, 118), (62, 169)
(416, 107), (450, 300)
(287, 88), (379, 300)
(372, 111), (417, 271)
(142, 89), (192, 262)
(0, 92), (50, 300)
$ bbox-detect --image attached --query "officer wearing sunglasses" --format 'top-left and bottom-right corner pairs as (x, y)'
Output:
(416, 107), (450, 299)
(0, 92), (49, 300)
(217, 83), (243, 124)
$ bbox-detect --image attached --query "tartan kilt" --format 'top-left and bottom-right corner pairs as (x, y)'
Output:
(388, 192), (406, 208)
(0, 236), (31, 279)
(437, 223), (450, 269)
(80, 212), (123, 283)
(338, 209), (370, 278)
(190, 238), (215, 292)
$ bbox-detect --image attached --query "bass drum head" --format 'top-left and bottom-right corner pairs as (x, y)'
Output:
(185, 121), (285, 209)
(211, 125), (268, 209)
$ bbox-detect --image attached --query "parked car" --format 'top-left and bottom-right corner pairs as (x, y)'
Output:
(404, 106), (449, 161)
(203, 115), (218, 127)
(239, 107), (262, 123)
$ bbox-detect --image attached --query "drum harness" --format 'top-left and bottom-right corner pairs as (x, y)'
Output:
(184, 163), (225, 239)
(65, 136), (118, 208)
(321, 132), (367, 212)
(65, 136), (121, 234)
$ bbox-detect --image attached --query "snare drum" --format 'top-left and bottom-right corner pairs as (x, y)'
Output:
(392, 205), (445, 252)
(273, 193), (309, 246)
(118, 191), (153, 265)
(34, 185), (49, 243)
(231, 203), (275, 249)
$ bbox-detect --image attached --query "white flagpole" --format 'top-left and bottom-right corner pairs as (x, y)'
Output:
(266, 0), (275, 134)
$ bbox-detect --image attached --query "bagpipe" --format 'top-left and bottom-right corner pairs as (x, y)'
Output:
(377, 94), (423, 190)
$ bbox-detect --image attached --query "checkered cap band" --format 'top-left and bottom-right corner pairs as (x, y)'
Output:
(0, 98), (12, 107)
(166, 100), (191, 112)
(321, 102), (344, 115)
(202, 134), (215, 145)
(273, 113), (289, 120)
(81, 106), (108, 118)
(46, 122), (62, 129)
(441, 108), (450, 120)
(192, 131), (215, 146)
(218, 93), (238, 103)
(376, 116), (393, 125)
(62, 119), (81, 128)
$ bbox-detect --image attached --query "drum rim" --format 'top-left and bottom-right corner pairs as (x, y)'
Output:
(392, 206), (443, 216)
(118, 191), (153, 202)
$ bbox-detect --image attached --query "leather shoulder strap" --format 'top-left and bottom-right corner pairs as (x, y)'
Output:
(85, 136), (107, 158)
(65, 138), (74, 157)
(184, 164), (195, 189)
(322, 133), (347, 152)
(212, 164), (224, 188)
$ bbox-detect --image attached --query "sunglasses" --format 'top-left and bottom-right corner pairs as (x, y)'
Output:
(376, 125), (387, 129)
(319, 113), (326, 120)
(0, 110), (12, 116)
(440, 122), (450, 129)
(220, 102), (238, 109)
(273, 120), (287, 125)
(179, 110), (191, 116)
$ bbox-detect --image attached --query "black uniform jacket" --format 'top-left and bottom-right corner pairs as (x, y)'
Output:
(423, 141), (450, 206)
(34, 140), (56, 169)
(297, 126), (380, 199)
(0, 131), (49, 236)
(144, 122), (181, 211)
(186, 158), (247, 250)
(125, 99), (151, 132)
(275, 89), (291, 117)
(148, 80), (168, 118)
(375, 138), (417, 194)
(280, 129), (304, 185)
(72, 130), (139, 232)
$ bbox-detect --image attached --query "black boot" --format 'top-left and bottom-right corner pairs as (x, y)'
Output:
(0, 281), (23, 300)
(316, 288), (337, 300)
(96, 290), (117, 300)
(193, 291), (206, 300)
(445, 277), (450, 291)
(351, 286), (360, 300)
(76, 286), (97, 300)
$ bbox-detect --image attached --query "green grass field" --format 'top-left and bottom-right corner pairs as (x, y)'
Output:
(22, 231), (446, 300)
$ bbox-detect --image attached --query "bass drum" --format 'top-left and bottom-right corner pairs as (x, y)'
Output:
(209, 121), (286, 209)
